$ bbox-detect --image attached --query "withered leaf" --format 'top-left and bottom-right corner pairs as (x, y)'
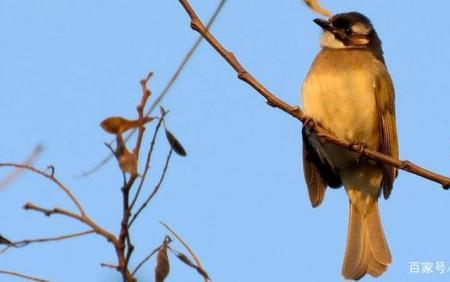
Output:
(100, 116), (154, 134)
(173, 250), (210, 280)
(155, 244), (170, 282)
(304, 0), (332, 17)
(118, 145), (137, 176)
(165, 129), (187, 157)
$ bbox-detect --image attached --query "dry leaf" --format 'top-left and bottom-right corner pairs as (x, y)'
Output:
(118, 147), (137, 176)
(304, 0), (332, 17)
(155, 243), (170, 282)
(100, 116), (154, 134)
(173, 250), (210, 280)
(165, 129), (187, 157)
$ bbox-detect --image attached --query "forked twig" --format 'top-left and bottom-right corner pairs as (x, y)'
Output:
(0, 163), (86, 215)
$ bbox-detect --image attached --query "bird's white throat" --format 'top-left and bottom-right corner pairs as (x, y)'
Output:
(320, 31), (346, 49)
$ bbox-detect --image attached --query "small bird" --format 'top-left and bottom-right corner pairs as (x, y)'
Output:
(301, 12), (399, 280)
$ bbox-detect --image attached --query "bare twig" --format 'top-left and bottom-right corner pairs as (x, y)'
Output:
(132, 245), (162, 275)
(13, 230), (95, 248)
(0, 163), (87, 215)
(23, 203), (117, 245)
(0, 230), (95, 256)
(129, 149), (173, 228)
(177, 0), (450, 189)
(130, 114), (166, 211)
(79, 0), (227, 177)
(101, 262), (120, 270)
(160, 221), (209, 282)
(0, 144), (43, 189)
(0, 270), (49, 282)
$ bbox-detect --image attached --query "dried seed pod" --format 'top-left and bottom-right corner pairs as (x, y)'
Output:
(172, 249), (210, 280)
(165, 129), (187, 157)
(304, 0), (332, 17)
(100, 116), (154, 134)
(155, 243), (170, 282)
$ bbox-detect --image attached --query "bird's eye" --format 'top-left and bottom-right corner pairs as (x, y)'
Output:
(345, 28), (352, 35)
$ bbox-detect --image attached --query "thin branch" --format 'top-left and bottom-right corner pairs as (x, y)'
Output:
(133, 71), (154, 160)
(101, 262), (120, 270)
(79, 0), (227, 177)
(129, 114), (165, 211)
(129, 148), (173, 228)
(0, 270), (49, 282)
(177, 0), (450, 189)
(0, 163), (87, 215)
(0, 144), (43, 189)
(23, 203), (118, 245)
(131, 245), (162, 275)
(0, 230), (94, 256)
(13, 230), (95, 248)
(160, 221), (209, 282)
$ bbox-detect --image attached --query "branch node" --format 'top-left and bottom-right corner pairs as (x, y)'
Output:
(191, 18), (202, 31)
(266, 100), (276, 108)
(400, 160), (413, 169)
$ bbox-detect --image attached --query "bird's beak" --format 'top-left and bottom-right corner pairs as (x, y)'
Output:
(313, 18), (335, 33)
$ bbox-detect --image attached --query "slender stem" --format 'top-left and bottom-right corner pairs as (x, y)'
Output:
(13, 230), (95, 248)
(130, 115), (165, 211)
(0, 163), (87, 215)
(0, 270), (49, 282)
(131, 245), (161, 275)
(129, 149), (173, 228)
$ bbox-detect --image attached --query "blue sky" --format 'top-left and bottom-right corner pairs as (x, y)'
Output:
(1, 1), (449, 281)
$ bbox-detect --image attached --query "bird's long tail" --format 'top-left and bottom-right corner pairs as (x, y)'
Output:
(342, 200), (391, 280)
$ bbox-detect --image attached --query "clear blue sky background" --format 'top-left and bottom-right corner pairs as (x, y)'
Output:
(1, 1), (449, 281)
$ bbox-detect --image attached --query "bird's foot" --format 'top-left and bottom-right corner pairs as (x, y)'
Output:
(349, 141), (368, 163)
(302, 117), (317, 140)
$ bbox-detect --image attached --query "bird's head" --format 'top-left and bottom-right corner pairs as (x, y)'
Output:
(314, 12), (382, 53)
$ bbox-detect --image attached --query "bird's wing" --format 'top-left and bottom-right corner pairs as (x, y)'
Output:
(375, 69), (399, 199)
(302, 127), (342, 207)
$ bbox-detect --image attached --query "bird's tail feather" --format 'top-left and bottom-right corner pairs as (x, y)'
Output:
(342, 201), (391, 280)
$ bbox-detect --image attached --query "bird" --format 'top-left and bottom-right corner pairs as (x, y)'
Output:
(301, 12), (399, 280)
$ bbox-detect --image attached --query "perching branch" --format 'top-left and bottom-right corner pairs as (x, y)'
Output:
(177, 0), (450, 189)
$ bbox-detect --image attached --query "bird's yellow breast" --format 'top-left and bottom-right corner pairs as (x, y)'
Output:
(302, 48), (382, 149)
